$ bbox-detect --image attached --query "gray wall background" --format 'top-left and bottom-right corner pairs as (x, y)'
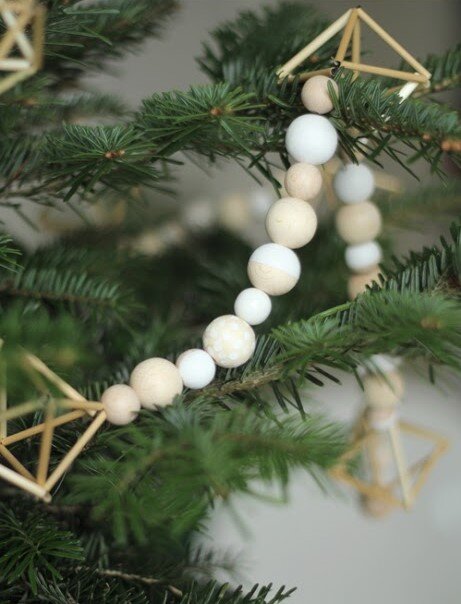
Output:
(88, 2), (461, 603)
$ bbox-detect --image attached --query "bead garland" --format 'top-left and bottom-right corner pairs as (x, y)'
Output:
(100, 74), (401, 425)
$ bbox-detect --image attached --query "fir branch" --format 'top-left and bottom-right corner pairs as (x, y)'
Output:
(0, 235), (21, 272)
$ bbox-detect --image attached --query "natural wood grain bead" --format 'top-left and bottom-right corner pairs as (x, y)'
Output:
(130, 358), (183, 409)
(203, 315), (256, 368)
(347, 265), (381, 299)
(266, 197), (317, 249)
(284, 163), (323, 201)
(335, 201), (382, 245)
(248, 243), (301, 296)
(101, 384), (141, 425)
(363, 370), (404, 408)
(301, 75), (338, 114)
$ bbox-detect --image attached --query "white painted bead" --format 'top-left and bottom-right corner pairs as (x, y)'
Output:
(364, 370), (404, 408)
(284, 163), (323, 201)
(285, 114), (338, 165)
(248, 243), (301, 296)
(301, 75), (338, 114)
(345, 241), (382, 273)
(347, 265), (381, 299)
(176, 349), (216, 389)
(234, 288), (271, 325)
(101, 384), (141, 425)
(333, 163), (375, 204)
(130, 358), (183, 409)
(335, 201), (382, 245)
(265, 197), (317, 249)
(203, 315), (256, 368)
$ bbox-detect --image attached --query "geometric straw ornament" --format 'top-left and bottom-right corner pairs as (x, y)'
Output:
(0, 0), (45, 95)
(277, 6), (431, 99)
(330, 408), (449, 514)
(0, 348), (107, 502)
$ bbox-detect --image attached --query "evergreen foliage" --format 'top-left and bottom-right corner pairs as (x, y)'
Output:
(0, 1), (460, 601)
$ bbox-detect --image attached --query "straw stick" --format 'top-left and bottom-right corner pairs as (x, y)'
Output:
(388, 422), (412, 509)
(0, 58), (30, 70)
(32, 3), (45, 69)
(293, 68), (333, 83)
(0, 360), (6, 440)
(24, 353), (87, 402)
(2, 410), (86, 445)
(36, 401), (55, 485)
(0, 463), (51, 501)
(339, 60), (427, 83)
(331, 468), (400, 507)
(0, 3), (34, 60)
(0, 399), (41, 425)
(61, 400), (104, 412)
(0, 444), (35, 481)
(410, 441), (449, 499)
(357, 8), (431, 79)
(45, 411), (106, 492)
(335, 9), (358, 62)
(352, 19), (361, 79)
(399, 420), (449, 443)
(277, 9), (352, 79)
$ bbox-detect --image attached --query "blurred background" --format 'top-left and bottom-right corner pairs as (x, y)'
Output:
(5, 1), (461, 602)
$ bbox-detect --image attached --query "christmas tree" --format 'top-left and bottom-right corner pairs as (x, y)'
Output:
(0, 1), (460, 602)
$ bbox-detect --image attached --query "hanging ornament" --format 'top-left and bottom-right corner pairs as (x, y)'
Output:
(330, 361), (449, 513)
(0, 0), (46, 95)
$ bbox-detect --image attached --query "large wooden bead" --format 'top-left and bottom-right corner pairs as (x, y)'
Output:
(347, 265), (381, 299)
(334, 163), (375, 204)
(248, 243), (301, 296)
(234, 288), (271, 325)
(130, 358), (183, 409)
(176, 349), (216, 389)
(345, 241), (382, 273)
(101, 384), (141, 425)
(285, 115), (338, 165)
(284, 163), (323, 201)
(335, 201), (382, 245)
(301, 75), (338, 114)
(363, 370), (404, 408)
(203, 315), (256, 368)
(265, 197), (317, 249)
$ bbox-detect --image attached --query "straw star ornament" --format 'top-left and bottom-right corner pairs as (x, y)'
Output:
(0, 349), (107, 501)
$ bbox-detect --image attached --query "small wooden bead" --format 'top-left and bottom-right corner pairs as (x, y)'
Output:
(101, 384), (141, 425)
(334, 163), (375, 204)
(284, 163), (323, 201)
(176, 349), (216, 389)
(345, 241), (382, 273)
(285, 115), (338, 165)
(203, 315), (255, 368)
(248, 243), (301, 296)
(130, 358), (183, 409)
(335, 201), (382, 245)
(266, 197), (317, 249)
(347, 265), (381, 299)
(363, 370), (404, 408)
(234, 288), (271, 325)
(301, 75), (338, 114)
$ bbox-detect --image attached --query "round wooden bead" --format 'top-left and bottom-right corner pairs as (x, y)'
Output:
(176, 349), (216, 389)
(334, 163), (375, 204)
(363, 370), (404, 408)
(347, 265), (381, 299)
(335, 201), (382, 245)
(248, 243), (301, 296)
(130, 358), (183, 409)
(234, 288), (271, 325)
(345, 241), (382, 273)
(301, 75), (338, 114)
(284, 163), (323, 201)
(265, 197), (317, 249)
(203, 315), (256, 368)
(101, 384), (141, 425)
(285, 115), (338, 165)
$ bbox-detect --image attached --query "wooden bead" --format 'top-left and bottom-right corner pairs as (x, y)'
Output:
(266, 197), (317, 249)
(130, 358), (183, 409)
(101, 384), (141, 425)
(345, 241), (382, 273)
(248, 243), (300, 296)
(363, 370), (404, 408)
(234, 288), (271, 325)
(301, 75), (338, 114)
(203, 315), (255, 368)
(176, 349), (216, 389)
(347, 265), (381, 299)
(285, 115), (338, 165)
(335, 201), (382, 245)
(284, 163), (322, 201)
(334, 163), (375, 204)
